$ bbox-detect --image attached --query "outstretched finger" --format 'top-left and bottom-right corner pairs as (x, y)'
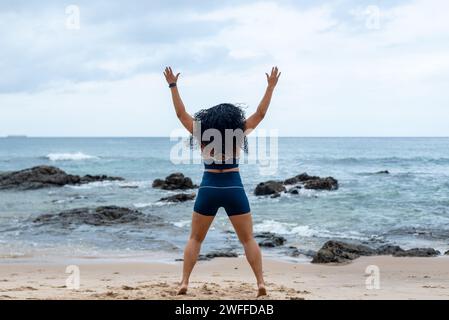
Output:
(176, 73), (180, 80)
(169, 67), (174, 75)
(266, 73), (269, 80)
(277, 71), (281, 79)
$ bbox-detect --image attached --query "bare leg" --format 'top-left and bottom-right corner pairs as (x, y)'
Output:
(178, 212), (215, 295)
(229, 213), (266, 297)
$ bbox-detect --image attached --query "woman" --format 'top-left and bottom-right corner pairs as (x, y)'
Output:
(163, 66), (281, 297)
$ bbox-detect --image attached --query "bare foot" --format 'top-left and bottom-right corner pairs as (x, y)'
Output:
(177, 283), (188, 295)
(257, 284), (267, 297)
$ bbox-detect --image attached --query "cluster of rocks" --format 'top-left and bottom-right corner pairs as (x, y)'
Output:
(311, 240), (441, 264)
(152, 173), (198, 203)
(255, 232), (287, 247)
(152, 173), (197, 190)
(232, 230), (445, 264)
(0, 166), (123, 190)
(33, 206), (163, 227)
(254, 173), (339, 198)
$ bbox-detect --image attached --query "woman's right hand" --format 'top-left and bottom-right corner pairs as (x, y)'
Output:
(164, 66), (180, 85)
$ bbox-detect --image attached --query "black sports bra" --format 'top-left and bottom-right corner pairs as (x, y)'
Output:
(203, 158), (239, 170)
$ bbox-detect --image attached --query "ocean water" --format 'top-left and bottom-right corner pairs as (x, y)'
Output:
(1, 137), (449, 262)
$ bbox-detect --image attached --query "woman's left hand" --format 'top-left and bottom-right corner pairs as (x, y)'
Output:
(266, 66), (281, 89)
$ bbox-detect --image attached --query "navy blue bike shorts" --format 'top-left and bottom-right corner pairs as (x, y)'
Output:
(194, 171), (251, 216)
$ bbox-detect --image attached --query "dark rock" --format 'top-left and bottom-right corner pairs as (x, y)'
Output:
(0, 166), (123, 190)
(445, 250), (449, 255)
(33, 206), (162, 227)
(284, 177), (300, 185)
(288, 187), (301, 195)
(254, 181), (286, 196)
(151, 179), (165, 188)
(375, 170), (390, 174)
(270, 192), (281, 199)
(257, 172), (338, 196)
(304, 177), (338, 190)
(79, 174), (123, 184)
(202, 250), (238, 260)
(311, 240), (377, 264)
(285, 246), (316, 258)
(284, 173), (320, 185)
(159, 193), (196, 203)
(376, 244), (404, 255)
(152, 173), (197, 190)
(255, 232), (286, 247)
(392, 248), (440, 257)
(177, 250), (238, 261)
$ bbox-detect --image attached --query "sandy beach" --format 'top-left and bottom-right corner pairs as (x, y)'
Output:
(1, 256), (449, 300)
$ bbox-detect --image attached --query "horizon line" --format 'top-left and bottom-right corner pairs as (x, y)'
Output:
(1, 136), (449, 139)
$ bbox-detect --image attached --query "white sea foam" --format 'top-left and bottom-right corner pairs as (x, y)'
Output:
(254, 219), (315, 236)
(253, 219), (365, 239)
(172, 220), (191, 228)
(66, 180), (148, 190)
(45, 152), (98, 161)
(133, 202), (169, 208)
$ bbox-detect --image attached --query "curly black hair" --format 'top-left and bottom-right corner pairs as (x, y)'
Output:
(190, 103), (248, 156)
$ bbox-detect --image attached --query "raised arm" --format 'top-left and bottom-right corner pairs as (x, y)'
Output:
(245, 67), (281, 132)
(164, 66), (194, 134)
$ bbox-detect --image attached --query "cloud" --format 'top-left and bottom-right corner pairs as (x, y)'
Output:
(1, 0), (449, 136)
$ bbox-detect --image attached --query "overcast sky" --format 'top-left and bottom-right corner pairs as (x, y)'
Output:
(1, 0), (448, 137)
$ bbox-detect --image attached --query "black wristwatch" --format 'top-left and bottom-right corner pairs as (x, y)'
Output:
(169, 83), (177, 88)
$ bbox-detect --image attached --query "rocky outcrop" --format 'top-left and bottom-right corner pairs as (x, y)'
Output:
(0, 166), (123, 190)
(312, 240), (442, 264)
(152, 173), (197, 190)
(376, 244), (404, 255)
(303, 177), (338, 190)
(33, 206), (162, 227)
(254, 181), (286, 196)
(375, 170), (390, 174)
(255, 232), (286, 247)
(283, 173), (320, 185)
(255, 172), (338, 196)
(445, 250), (449, 255)
(311, 240), (377, 264)
(159, 193), (196, 203)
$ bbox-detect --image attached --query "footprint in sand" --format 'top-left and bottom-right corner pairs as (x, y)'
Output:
(5, 286), (38, 292)
(121, 285), (136, 291)
(51, 285), (66, 289)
